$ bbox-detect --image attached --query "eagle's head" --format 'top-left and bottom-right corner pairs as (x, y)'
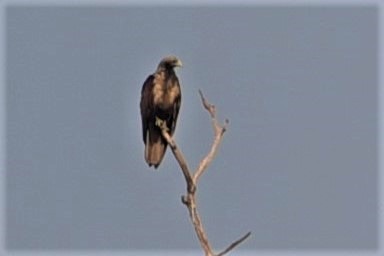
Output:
(158, 55), (183, 70)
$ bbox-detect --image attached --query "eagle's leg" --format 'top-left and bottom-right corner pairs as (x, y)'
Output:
(155, 116), (169, 131)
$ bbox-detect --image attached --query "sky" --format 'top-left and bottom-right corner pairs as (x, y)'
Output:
(3, 2), (379, 255)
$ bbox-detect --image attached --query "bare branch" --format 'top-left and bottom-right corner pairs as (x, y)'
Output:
(217, 232), (252, 256)
(157, 90), (250, 256)
(187, 194), (214, 255)
(199, 89), (215, 117)
(159, 123), (195, 193)
(194, 91), (228, 184)
(158, 122), (214, 255)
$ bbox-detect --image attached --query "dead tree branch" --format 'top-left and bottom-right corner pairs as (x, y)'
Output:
(158, 127), (195, 193)
(217, 231), (252, 256)
(159, 90), (250, 256)
(193, 90), (229, 184)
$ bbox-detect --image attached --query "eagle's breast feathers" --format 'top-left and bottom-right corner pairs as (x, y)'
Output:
(153, 71), (180, 108)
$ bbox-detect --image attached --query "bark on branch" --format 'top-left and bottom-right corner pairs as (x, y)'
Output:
(159, 90), (251, 256)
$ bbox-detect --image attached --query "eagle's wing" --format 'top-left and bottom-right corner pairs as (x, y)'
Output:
(140, 75), (155, 143)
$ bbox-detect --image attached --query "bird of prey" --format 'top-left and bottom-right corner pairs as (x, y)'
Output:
(140, 56), (182, 169)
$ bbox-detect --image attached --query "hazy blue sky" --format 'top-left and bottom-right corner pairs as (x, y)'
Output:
(5, 3), (378, 253)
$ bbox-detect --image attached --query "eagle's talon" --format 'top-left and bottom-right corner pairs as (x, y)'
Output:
(155, 116), (169, 131)
(155, 116), (162, 127)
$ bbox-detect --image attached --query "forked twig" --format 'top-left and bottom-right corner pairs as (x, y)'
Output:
(217, 232), (252, 256)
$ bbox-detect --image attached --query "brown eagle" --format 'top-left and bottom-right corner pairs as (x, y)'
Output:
(140, 56), (182, 168)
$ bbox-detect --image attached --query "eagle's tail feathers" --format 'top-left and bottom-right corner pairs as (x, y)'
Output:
(145, 132), (167, 169)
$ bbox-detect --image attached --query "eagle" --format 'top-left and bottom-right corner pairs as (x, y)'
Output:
(140, 56), (182, 169)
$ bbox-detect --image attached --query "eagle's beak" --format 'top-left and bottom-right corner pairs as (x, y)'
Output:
(175, 59), (183, 68)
